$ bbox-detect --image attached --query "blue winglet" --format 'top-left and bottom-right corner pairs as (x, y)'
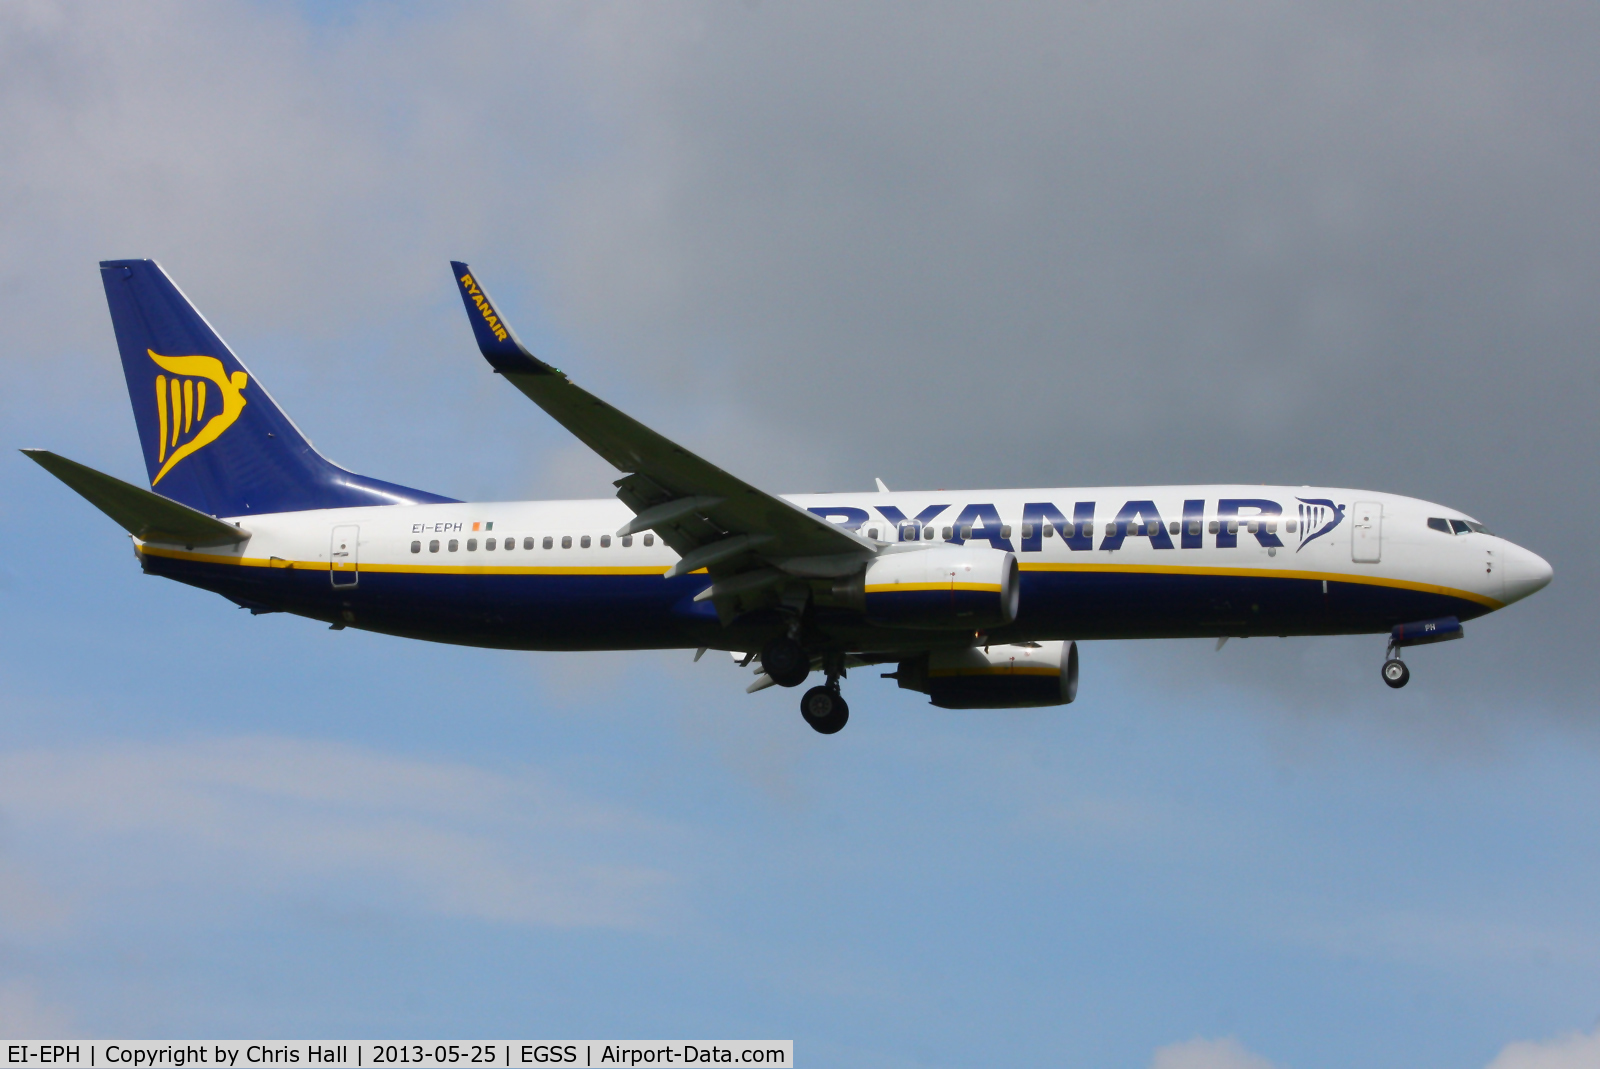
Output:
(448, 262), (553, 375)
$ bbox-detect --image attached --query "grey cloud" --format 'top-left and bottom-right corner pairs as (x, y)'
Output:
(535, 2), (1599, 709)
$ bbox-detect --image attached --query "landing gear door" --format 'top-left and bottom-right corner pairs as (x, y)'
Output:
(330, 524), (360, 588)
(1351, 502), (1381, 563)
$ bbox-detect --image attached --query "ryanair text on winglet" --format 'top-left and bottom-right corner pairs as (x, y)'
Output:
(458, 273), (509, 343)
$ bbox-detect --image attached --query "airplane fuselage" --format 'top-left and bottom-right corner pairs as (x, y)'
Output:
(134, 483), (1543, 654)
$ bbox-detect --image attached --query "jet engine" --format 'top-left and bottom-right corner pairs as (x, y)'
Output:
(890, 640), (1078, 709)
(845, 544), (1020, 629)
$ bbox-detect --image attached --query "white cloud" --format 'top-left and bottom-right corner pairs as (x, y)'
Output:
(1151, 1036), (1281, 1069)
(0, 737), (680, 929)
(1487, 1028), (1600, 1069)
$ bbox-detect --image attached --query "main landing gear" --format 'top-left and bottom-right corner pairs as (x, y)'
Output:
(760, 637), (851, 733)
(800, 683), (849, 734)
(760, 635), (811, 688)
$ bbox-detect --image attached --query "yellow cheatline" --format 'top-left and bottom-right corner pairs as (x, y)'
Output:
(864, 582), (1003, 594)
(183, 378), (193, 434)
(138, 545), (677, 577)
(1017, 560), (1502, 609)
(146, 351), (249, 485)
(132, 547), (1498, 609)
(155, 375), (168, 463)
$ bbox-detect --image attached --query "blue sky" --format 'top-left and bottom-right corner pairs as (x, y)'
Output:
(2, 4), (1599, 1066)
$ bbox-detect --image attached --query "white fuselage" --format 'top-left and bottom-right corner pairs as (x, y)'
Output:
(134, 484), (1550, 652)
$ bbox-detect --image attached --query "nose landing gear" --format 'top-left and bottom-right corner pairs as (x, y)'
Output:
(1381, 657), (1410, 688)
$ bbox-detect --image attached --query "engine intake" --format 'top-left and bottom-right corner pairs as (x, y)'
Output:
(853, 544), (1019, 629)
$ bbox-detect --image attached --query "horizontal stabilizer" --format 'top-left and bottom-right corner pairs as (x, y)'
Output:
(22, 449), (249, 546)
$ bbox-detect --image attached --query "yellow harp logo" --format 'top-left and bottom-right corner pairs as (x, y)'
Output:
(148, 350), (249, 485)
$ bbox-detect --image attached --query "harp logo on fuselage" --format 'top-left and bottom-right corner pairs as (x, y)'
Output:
(1294, 497), (1346, 552)
(147, 349), (249, 485)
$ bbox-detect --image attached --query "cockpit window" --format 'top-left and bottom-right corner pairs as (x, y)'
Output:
(1430, 516), (1492, 536)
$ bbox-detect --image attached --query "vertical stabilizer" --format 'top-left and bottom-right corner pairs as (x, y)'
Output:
(100, 260), (455, 516)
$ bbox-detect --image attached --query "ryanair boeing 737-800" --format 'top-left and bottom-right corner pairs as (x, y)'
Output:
(25, 260), (1553, 733)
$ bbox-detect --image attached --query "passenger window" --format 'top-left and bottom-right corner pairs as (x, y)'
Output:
(522, 536), (533, 549)
(600, 534), (611, 548)
(1042, 524), (1053, 538)
(867, 527), (879, 540)
(429, 539), (440, 553)
(924, 527), (935, 540)
(1188, 521), (1201, 536)
(942, 527), (953, 539)
(410, 540), (421, 554)
(1450, 520), (1471, 535)
(1168, 521), (1179, 535)
(644, 534), (654, 546)
(1105, 522), (1116, 536)
(448, 539), (459, 552)
(542, 536), (553, 550)
(1285, 520), (1297, 534)
(1020, 523), (1034, 539)
(562, 535), (572, 549)
(485, 537), (496, 551)
(1208, 520), (1219, 534)
(1265, 521), (1276, 534)
(1427, 517), (1451, 533)
(580, 535), (591, 548)
(1000, 525), (1012, 538)
(960, 525), (972, 539)
(505, 538), (515, 551)
(466, 538), (477, 551)
(622, 535), (633, 547)
(1246, 521), (1259, 534)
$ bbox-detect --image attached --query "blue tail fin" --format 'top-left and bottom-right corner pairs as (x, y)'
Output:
(99, 260), (456, 516)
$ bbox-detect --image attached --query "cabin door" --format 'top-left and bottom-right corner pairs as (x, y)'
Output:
(1350, 502), (1382, 563)
(330, 525), (360, 588)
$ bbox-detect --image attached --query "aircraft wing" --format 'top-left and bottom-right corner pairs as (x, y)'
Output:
(448, 263), (874, 596)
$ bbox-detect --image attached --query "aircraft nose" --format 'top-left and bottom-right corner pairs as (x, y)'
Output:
(1501, 541), (1553, 604)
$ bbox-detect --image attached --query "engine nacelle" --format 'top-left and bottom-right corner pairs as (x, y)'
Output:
(855, 544), (1020, 629)
(892, 641), (1078, 709)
